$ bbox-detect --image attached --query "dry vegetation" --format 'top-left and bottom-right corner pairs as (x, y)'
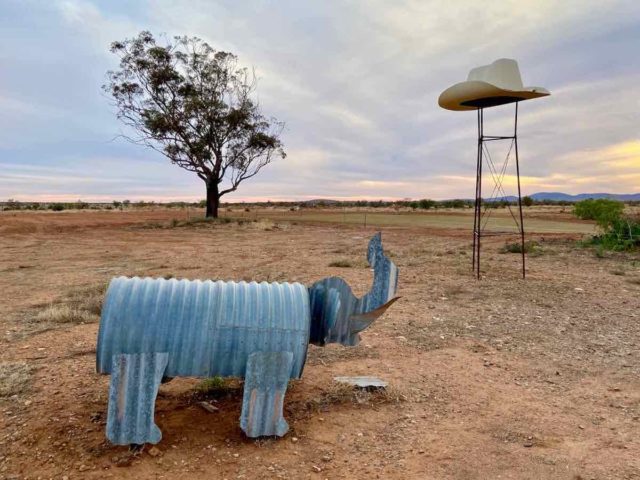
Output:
(10, 283), (106, 339)
(0, 208), (639, 480)
(0, 362), (33, 398)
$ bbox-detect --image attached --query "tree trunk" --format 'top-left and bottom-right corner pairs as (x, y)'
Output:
(205, 181), (219, 218)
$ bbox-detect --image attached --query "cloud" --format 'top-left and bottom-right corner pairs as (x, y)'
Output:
(0, 0), (639, 201)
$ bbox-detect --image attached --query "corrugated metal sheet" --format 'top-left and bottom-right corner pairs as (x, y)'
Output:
(106, 352), (168, 445)
(96, 233), (399, 444)
(97, 279), (311, 379)
(240, 351), (293, 437)
(362, 232), (399, 310)
(308, 232), (399, 345)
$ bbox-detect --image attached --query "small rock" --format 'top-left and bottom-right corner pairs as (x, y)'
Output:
(198, 401), (219, 413)
(112, 453), (134, 467)
(312, 465), (322, 473)
(291, 437), (298, 443)
(232, 453), (239, 458)
(148, 447), (162, 457)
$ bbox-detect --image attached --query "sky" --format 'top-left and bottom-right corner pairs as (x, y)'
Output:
(1, 0), (639, 202)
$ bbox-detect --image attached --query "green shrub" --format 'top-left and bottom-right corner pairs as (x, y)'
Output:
(590, 216), (640, 252)
(4, 199), (21, 210)
(574, 199), (638, 252)
(417, 199), (436, 210)
(49, 203), (65, 211)
(197, 376), (225, 391)
(500, 241), (541, 255)
(439, 199), (471, 209)
(574, 199), (624, 229)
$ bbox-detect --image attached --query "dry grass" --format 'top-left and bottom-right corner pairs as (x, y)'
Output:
(64, 283), (106, 316)
(134, 216), (237, 229)
(33, 304), (97, 324)
(306, 344), (380, 366)
(0, 362), (33, 397)
(31, 283), (106, 326)
(250, 210), (596, 234)
(499, 240), (543, 255)
(328, 259), (354, 268)
(251, 218), (279, 231)
(292, 382), (405, 419)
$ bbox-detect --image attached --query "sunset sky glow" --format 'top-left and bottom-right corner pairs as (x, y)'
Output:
(1, 0), (639, 202)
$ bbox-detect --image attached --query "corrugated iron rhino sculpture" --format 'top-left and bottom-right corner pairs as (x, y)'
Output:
(96, 233), (398, 445)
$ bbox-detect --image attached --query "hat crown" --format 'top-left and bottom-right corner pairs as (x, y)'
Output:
(467, 58), (524, 91)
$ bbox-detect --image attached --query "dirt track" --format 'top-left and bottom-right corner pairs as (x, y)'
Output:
(1, 210), (639, 479)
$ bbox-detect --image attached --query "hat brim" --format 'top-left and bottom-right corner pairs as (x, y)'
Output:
(438, 81), (550, 111)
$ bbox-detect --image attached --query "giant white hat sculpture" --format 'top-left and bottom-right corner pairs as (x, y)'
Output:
(439, 58), (549, 111)
(438, 59), (550, 279)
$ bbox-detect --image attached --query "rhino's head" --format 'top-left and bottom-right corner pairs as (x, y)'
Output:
(308, 233), (399, 346)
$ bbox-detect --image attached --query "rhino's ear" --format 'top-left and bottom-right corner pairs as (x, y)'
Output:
(349, 297), (400, 334)
(367, 232), (383, 268)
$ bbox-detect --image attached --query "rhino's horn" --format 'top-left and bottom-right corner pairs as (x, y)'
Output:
(349, 297), (401, 334)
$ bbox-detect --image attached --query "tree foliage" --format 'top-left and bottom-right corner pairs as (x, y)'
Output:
(104, 31), (285, 217)
(574, 198), (639, 251)
(573, 198), (624, 229)
(594, 216), (640, 251)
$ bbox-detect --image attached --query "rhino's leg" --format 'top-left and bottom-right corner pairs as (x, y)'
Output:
(106, 352), (169, 446)
(240, 351), (294, 438)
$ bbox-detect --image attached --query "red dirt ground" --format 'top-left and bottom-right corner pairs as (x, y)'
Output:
(1, 209), (639, 479)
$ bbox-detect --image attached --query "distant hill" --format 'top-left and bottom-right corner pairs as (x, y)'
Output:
(529, 192), (640, 202)
(483, 192), (640, 203)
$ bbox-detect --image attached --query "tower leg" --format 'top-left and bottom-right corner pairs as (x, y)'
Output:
(474, 108), (484, 279)
(472, 109), (480, 273)
(514, 102), (526, 279)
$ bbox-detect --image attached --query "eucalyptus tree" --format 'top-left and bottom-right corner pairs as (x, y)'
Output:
(105, 31), (285, 217)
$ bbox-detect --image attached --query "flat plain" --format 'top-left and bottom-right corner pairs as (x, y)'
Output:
(0, 207), (639, 480)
